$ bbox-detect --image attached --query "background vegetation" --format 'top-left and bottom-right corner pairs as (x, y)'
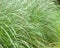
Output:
(0, 0), (60, 48)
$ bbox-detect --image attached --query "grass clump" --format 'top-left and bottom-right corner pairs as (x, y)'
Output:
(0, 0), (60, 48)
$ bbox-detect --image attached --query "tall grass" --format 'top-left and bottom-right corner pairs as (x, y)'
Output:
(0, 0), (60, 48)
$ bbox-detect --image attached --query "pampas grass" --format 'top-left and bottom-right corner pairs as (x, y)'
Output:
(0, 0), (60, 48)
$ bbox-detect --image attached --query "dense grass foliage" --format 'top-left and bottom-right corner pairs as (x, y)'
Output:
(0, 0), (60, 48)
